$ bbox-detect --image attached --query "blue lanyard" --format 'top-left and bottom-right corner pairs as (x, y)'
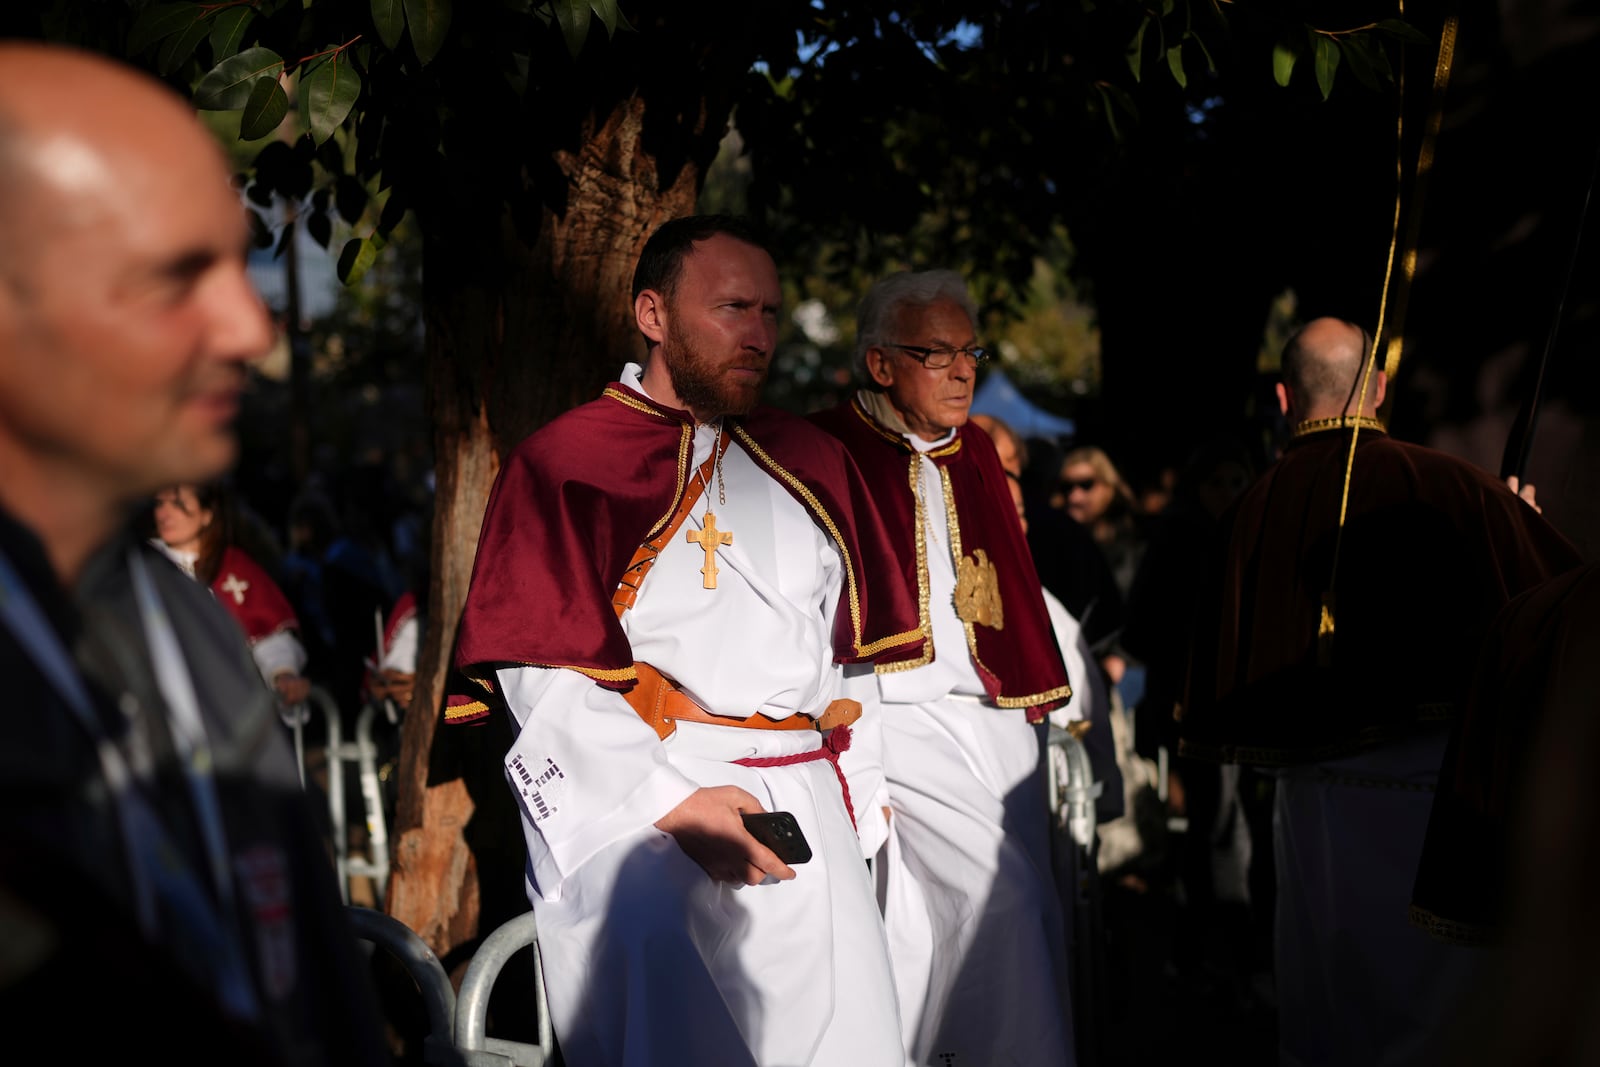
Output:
(0, 546), (259, 1020)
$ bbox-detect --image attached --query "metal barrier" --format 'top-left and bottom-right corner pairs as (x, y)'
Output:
(292, 686), (392, 906)
(349, 906), (555, 1067)
(1047, 723), (1103, 850)
(455, 911), (554, 1067)
(348, 906), (464, 1066)
(1047, 723), (1108, 1067)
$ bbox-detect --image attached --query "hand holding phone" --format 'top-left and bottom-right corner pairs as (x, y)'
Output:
(741, 810), (812, 865)
(654, 786), (799, 884)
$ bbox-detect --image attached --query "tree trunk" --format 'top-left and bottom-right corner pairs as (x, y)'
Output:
(385, 91), (708, 968)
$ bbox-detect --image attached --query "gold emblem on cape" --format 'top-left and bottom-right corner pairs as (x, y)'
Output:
(954, 549), (1004, 629)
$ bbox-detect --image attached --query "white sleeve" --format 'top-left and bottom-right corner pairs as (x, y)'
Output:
(497, 665), (699, 901)
(833, 662), (891, 859)
(1042, 588), (1091, 727)
(251, 629), (307, 685)
(1068, 630), (1108, 733)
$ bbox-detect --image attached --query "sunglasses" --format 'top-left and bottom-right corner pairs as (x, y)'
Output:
(1061, 478), (1099, 493)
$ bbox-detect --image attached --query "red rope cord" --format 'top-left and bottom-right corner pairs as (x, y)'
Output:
(734, 724), (856, 829)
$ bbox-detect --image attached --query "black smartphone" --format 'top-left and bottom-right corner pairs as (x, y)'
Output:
(741, 810), (812, 865)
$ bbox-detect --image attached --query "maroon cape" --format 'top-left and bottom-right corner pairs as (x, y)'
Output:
(211, 545), (299, 646)
(1411, 562), (1600, 945)
(447, 383), (926, 724)
(810, 396), (1072, 722)
(1180, 428), (1581, 765)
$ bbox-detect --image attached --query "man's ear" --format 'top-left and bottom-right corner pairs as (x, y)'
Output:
(1373, 370), (1388, 411)
(634, 289), (667, 345)
(1275, 381), (1291, 417)
(865, 347), (896, 390)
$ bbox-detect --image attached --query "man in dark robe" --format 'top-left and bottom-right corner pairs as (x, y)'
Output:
(811, 270), (1078, 1067)
(0, 43), (389, 1063)
(1179, 317), (1580, 1067)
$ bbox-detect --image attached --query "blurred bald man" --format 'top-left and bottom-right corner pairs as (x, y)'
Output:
(1179, 316), (1580, 1067)
(0, 43), (388, 1062)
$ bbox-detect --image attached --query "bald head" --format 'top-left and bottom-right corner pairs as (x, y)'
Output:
(0, 43), (272, 583)
(1278, 317), (1386, 421)
(0, 43), (229, 278)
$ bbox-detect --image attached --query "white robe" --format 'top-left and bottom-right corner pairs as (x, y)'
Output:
(874, 432), (1075, 1067)
(497, 365), (903, 1067)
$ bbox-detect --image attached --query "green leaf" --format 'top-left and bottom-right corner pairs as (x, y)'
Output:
(208, 7), (254, 62)
(239, 76), (289, 139)
(195, 47), (286, 110)
(1272, 42), (1297, 87)
(372, 0), (405, 50)
(402, 0), (452, 65)
(1340, 35), (1382, 91)
(553, 0), (592, 57)
(157, 11), (212, 76)
(1166, 44), (1187, 89)
(301, 53), (362, 147)
(1093, 82), (1138, 143)
(336, 174), (369, 225)
(1126, 18), (1147, 81)
(337, 235), (384, 285)
(590, 0), (620, 36)
(1375, 18), (1430, 45)
(307, 210), (333, 249)
(129, 2), (198, 55)
(1191, 30), (1217, 74)
(1313, 35), (1340, 100)
(377, 193), (408, 236)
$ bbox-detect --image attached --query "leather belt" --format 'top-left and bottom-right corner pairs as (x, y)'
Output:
(623, 661), (861, 741)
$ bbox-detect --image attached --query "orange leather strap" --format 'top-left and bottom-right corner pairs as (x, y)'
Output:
(612, 432), (723, 618)
(623, 662), (823, 739)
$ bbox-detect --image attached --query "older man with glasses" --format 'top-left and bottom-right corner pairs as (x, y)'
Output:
(811, 270), (1079, 1067)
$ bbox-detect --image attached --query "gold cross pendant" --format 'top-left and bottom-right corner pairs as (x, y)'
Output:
(686, 510), (734, 589)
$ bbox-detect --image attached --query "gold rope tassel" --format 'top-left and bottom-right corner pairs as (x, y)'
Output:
(1381, 13), (1461, 396)
(1321, 3), (1459, 665)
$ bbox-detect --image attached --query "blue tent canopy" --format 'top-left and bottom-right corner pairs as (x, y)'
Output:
(971, 368), (1076, 442)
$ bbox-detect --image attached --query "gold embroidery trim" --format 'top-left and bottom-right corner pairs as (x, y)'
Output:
(443, 700), (490, 722)
(1291, 415), (1387, 438)
(514, 660), (639, 683)
(604, 387), (694, 543)
(954, 549), (1004, 630)
(996, 685), (1073, 710)
(878, 454), (936, 673)
(602, 385), (670, 419)
(850, 398), (911, 447)
(733, 425), (922, 661)
(848, 396), (964, 459)
(943, 465), (995, 679)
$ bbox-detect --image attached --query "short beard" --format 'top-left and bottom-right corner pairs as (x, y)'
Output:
(661, 326), (766, 419)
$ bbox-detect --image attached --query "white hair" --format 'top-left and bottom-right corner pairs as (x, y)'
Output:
(853, 270), (977, 386)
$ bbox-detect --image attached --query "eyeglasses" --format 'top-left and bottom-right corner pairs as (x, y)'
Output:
(1061, 478), (1099, 493)
(887, 343), (992, 370)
